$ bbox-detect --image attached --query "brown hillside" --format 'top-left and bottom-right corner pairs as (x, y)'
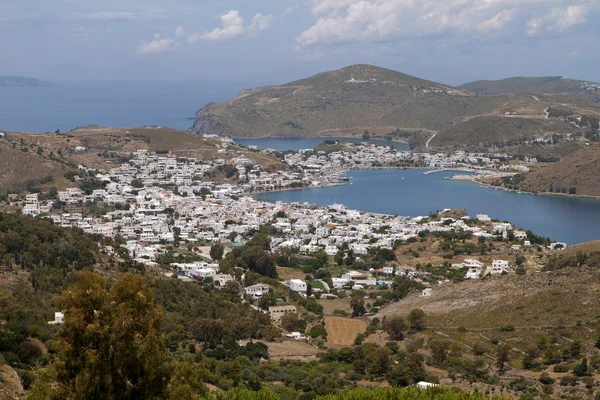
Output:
(377, 267), (600, 330)
(0, 127), (285, 190)
(517, 142), (600, 196)
(0, 137), (73, 191)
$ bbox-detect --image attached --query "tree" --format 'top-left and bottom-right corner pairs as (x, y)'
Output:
(429, 339), (450, 364)
(350, 296), (366, 317)
(334, 250), (344, 266)
(383, 316), (407, 340)
(131, 178), (144, 188)
(569, 187), (577, 195)
(45, 271), (170, 399)
(573, 358), (589, 377)
(496, 344), (510, 372)
(281, 312), (302, 332)
(210, 242), (225, 261)
(306, 283), (313, 297)
(408, 309), (426, 331)
(515, 264), (526, 276)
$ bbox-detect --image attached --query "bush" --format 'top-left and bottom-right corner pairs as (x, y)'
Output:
(559, 375), (578, 386)
(539, 374), (555, 385)
(553, 363), (570, 373)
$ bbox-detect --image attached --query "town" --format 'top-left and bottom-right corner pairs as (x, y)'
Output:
(8, 138), (567, 325)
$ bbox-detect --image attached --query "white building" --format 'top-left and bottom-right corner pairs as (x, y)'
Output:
(289, 279), (307, 293)
(48, 312), (64, 325)
(245, 284), (270, 299)
(490, 260), (510, 275)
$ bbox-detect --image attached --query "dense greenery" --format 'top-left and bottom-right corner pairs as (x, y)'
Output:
(220, 228), (278, 278)
(198, 387), (507, 399)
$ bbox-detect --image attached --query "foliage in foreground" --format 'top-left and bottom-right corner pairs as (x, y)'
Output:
(201, 387), (506, 400)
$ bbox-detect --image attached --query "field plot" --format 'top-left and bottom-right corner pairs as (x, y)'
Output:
(324, 316), (367, 348)
(264, 341), (321, 361)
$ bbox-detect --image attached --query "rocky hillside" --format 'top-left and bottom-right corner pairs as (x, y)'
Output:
(0, 127), (285, 191)
(191, 65), (600, 154)
(516, 142), (600, 196)
(460, 76), (600, 95)
(0, 136), (74, 191)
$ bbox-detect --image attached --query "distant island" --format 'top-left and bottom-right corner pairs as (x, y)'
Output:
(0, 76), (53, 87)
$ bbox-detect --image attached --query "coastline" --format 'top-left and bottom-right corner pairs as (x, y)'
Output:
(254, 166), (600, 202)
(232, 134), (410, 146)
(456, 175), (600, 201)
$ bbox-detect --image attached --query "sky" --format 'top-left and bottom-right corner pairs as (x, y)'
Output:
(1, 0), (599, 86)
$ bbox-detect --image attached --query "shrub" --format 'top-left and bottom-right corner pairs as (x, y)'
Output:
(553, 363), (570, 373)
(559, 375), (578, 386)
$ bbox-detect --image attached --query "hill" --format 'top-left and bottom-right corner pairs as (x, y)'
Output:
(0, 76), (53, 87)
(191, 64), (600, 155)
(0, 126), (285, 191)
(0, 137), (74, 191)
(459, 76), (600, 95)
(513, 142), (600, 196)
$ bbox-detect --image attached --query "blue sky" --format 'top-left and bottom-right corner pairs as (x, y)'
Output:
(1, 0), (599, 85)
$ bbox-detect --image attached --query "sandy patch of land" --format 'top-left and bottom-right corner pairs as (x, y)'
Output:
(324, 316), (367, 348)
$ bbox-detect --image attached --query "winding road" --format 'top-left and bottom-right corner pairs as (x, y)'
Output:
(425, 132), (437, 148)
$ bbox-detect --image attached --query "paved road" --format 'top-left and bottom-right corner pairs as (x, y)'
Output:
(317, 279), (331, 293)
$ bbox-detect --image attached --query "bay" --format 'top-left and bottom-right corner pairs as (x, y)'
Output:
(254, 169), (600, 245)
(234, 137), (410, 151)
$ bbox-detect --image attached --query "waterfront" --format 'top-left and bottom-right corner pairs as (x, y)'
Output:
(234, 137), (410, 151)
(254, 169), (600, 245)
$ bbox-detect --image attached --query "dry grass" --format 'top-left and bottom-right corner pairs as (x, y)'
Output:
(377, 267), (600, 329)
(324, 316), (367, 348)
(517, 142), (600, 197)
(247, 340), (321, 361)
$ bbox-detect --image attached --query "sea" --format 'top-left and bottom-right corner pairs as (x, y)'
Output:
(0, 80), (245, 133)
(2, 82), (600, 245)
(254, 169), (600, 245)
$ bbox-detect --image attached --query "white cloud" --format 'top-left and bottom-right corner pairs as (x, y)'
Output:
(188, 10), (272, 43)
(175, 26), (186, 37)
(297, 0), (600, 47)
(527, 3), (600, 36)
(249, 13), (273, 33)
(136, 37), (178, 54)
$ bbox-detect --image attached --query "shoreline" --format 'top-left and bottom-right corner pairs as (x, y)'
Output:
(459, 176), (600, 201)
(232, 135), (410, 146)
(254, 166), (600, 202)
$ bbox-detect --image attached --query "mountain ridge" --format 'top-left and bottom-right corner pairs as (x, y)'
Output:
(190, 64), (600, 155)
(459, 76), (600, 95)
(0, 76), (53, 87)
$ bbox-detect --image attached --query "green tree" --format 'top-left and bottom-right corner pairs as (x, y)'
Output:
(429, 339), (450, 364)
(496, 344), (510, 372)
(47, 271), (169, 399)
(383, 316), (407, 340)
(515, 264), (526, 276)
(334, 250), (344, 266)
(573, 358), (589, 377)
(408, 309), (426, 331)
(210, 242), (225, 261)
(131, 178), (144, 188)
(350, 296), (366, 317)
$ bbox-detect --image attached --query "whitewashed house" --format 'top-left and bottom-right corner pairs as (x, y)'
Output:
(289, 279), (307, 293)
